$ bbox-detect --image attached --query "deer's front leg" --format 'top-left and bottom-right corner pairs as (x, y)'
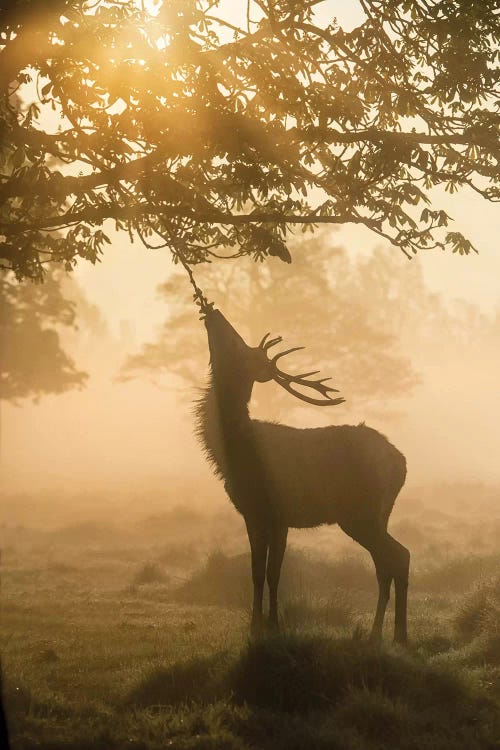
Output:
(267, 525), (288, 630)
(245, 519), (268, 637)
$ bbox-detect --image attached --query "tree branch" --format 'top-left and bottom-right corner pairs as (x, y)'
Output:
(2, 124), (495, 204)
(0, 204), (369, 235)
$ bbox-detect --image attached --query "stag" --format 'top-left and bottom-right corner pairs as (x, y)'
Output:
(196, 308), (409, 644)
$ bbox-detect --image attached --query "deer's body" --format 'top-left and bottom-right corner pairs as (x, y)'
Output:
(198, 387), (406, 529)
(198, 309), (410, 643)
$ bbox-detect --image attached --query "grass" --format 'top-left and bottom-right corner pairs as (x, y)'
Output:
(281, 593), (353, 630)
(3, 632), (499, 750)
(1, 493), (500, 749)
(455, 578), (500, 640)
(414, 554), (500, 594)
(174, 548), (373, 608)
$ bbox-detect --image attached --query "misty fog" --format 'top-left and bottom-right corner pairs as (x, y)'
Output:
(2, 229), (499, 516)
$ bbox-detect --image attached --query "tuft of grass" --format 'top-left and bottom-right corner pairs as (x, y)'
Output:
(454, 578), (500, 668)
(174, 551), (251, 607)
(38, 647), (59, 664)
(125, 652), (229, 708)
(281, 593), (352, 630)
(416, 634), (454, 657)
(158, 542), (200, 570)
(174, 548), (373, 608)
(226, 634), (500, 748)
(229, 635), (469, 713)
(454, 578), (500, 641)
(335, 686), (412, 744)
(133, 562), (168, 586)
(414, 554), (500, 594)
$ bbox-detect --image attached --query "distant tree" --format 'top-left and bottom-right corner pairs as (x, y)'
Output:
(122, 231), (500, 413)
(0, 0), (498, 281)
(121, 234), (420, 413)
(0, 266), (87, 401)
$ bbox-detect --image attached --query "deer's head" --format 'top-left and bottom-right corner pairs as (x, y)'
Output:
(204, 308), (344, 407)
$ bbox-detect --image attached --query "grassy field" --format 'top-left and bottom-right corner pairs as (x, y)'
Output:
(1, 485), (499, 749)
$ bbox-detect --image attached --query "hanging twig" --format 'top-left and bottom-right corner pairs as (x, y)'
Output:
(176, 250), (214, 317)
(149, 219), (214, 318)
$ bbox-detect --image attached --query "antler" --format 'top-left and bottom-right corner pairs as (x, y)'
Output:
(259, 332), (283, 351)
(260, 335), (345, 407)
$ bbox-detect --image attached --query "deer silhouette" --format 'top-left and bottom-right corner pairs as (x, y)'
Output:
(196, 308), (409, 644)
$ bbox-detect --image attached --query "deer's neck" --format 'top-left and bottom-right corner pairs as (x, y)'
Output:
(195, 374), (253, 481)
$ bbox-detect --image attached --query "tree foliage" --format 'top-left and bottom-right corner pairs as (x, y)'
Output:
(0, 0), (498, 280)
(0, 266), (87, 401)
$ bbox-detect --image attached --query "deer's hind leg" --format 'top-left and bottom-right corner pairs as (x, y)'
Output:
(388, 534), (410, 644)
(245, 518), (269, 637)
(370, 557), (393, 645)
(369, 532), (410, 644)
(267, 525), (288, 630)
(370, 534), (410, 645)
(339, 520), (409, 645)
(339, 521), (389, 643)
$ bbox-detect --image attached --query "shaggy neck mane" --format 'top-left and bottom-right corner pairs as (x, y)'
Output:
(194, 374), (252, 480)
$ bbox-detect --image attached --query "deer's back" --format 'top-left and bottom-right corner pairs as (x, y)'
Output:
(250, 420), (406, 529)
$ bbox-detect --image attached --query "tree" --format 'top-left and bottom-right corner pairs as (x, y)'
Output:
(121, 230), (500, 415)
(0, 1), (498, 281)
(121, 233), (420, 414)
(0, 266), (87, 401)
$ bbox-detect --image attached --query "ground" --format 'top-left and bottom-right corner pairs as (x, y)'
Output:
(1, 484), (499, 749)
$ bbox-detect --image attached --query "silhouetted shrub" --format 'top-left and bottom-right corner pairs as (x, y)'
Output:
(133, 562), (168, 586)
